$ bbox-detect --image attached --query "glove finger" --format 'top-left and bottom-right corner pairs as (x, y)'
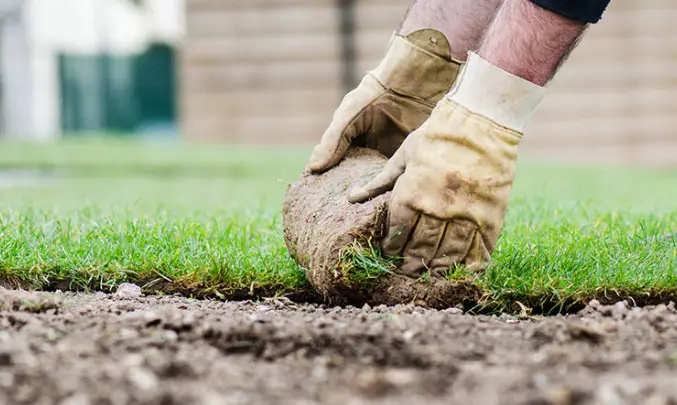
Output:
(308, 117), (361, 173)
(347, 144), (406, 203)
(398, 215), (447, 278)
(381, 202), (418, 257)
(428, 218), (480, 278)
(309, 76), (383, 173)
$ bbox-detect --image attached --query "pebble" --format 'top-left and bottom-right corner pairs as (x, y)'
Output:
(612, 301), (629, 320)
(59, 394), (91, 405)
(402, 330), (417, 341)
(0, 371), (13, 389)
(543, 387), (573, 405)
(115, 283), (142, 299)
(127, 367), (159, 392)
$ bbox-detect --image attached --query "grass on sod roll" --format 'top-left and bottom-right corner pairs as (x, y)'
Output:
(1, 138), (677, 312)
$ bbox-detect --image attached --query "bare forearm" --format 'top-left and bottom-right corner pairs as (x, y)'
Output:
(478, 0), (587, 86)
(399, 0), (503, 62)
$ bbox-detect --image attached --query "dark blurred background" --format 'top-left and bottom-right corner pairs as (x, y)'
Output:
(0, 0), (675, 165)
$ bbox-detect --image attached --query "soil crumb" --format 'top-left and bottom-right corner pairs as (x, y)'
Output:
(283, 148), (480, 308)
(2, 293), (677, 405)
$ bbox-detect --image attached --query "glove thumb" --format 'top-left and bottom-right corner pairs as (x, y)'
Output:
(348, 146), (406, 203)
(308, 121), (357, 173)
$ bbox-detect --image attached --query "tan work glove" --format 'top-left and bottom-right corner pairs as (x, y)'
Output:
(308, 29), (461, 172)
(349, 53), (546, 278)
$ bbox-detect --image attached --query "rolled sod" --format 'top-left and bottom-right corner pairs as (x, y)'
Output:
(282, 148), (480, 308)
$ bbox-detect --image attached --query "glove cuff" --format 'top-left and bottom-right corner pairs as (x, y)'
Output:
(369, 29), (461, 104)
(447, 52), (546, 133)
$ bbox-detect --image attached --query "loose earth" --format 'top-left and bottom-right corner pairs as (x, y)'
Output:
(1, 289), (677, 405)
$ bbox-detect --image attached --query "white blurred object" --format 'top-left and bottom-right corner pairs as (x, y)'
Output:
(0, 0), (185, 139)
(0, 0), (21, 19)
(29, 0), (184, 54)
(143, 0), (185, 44)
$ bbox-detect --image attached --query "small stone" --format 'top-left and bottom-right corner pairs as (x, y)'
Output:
(122, 354), (145, 368)
(115, 283), (142, 299)
(362, 303), (371, 311)
(59, 394), (91, 405)
(118, 328), (140, 340)
(163, 330), (179, 343)
(544, 387), (573, 405)
(533, 373), (549, 389)
(612, 301), (629, 319)
(596, 383), (623, 405)
(383, 369), (417, 385)
(0, 371), (13, 388)
(127, 367), (159, 392)
(646, 394), (669, 405)
(588, 299), (601, 308)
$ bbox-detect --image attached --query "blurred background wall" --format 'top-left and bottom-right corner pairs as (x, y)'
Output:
(181, 0), (677, 166)
(0, 0), (675, 167)
(0, 0), (183, 139)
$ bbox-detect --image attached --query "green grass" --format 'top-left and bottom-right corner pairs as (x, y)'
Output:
(0, 138), (311, 297)
(2, 137), (677, 312)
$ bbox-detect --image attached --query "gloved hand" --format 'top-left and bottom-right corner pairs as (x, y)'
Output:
(349, 53), (546, 278)
(308, 29), (460, 172)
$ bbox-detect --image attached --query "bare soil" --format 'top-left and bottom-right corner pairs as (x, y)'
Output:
(2, 288), (677, 405)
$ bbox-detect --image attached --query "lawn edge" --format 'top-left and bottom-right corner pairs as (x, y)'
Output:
(4, 272), (677, 315)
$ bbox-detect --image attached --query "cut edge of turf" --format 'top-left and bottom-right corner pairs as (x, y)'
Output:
(4, 240), (677, 315)
(0, 271), (323, 304)
(3, 270), (677, 315)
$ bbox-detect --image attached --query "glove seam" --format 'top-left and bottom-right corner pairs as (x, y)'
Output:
(394, 33), (453, 62)
(367, 72), (438, 108)
(442, 99), (524, 139)
(458, 221), (480, 265)
(371, 34), (461, 103)
(447, 52), (545, 133)
(342, 91), (390, 141)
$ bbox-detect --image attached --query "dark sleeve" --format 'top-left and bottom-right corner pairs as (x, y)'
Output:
(528, 0), (612, 23)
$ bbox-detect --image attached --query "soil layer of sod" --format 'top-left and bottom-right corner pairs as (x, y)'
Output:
(5, 265), (677, 315)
